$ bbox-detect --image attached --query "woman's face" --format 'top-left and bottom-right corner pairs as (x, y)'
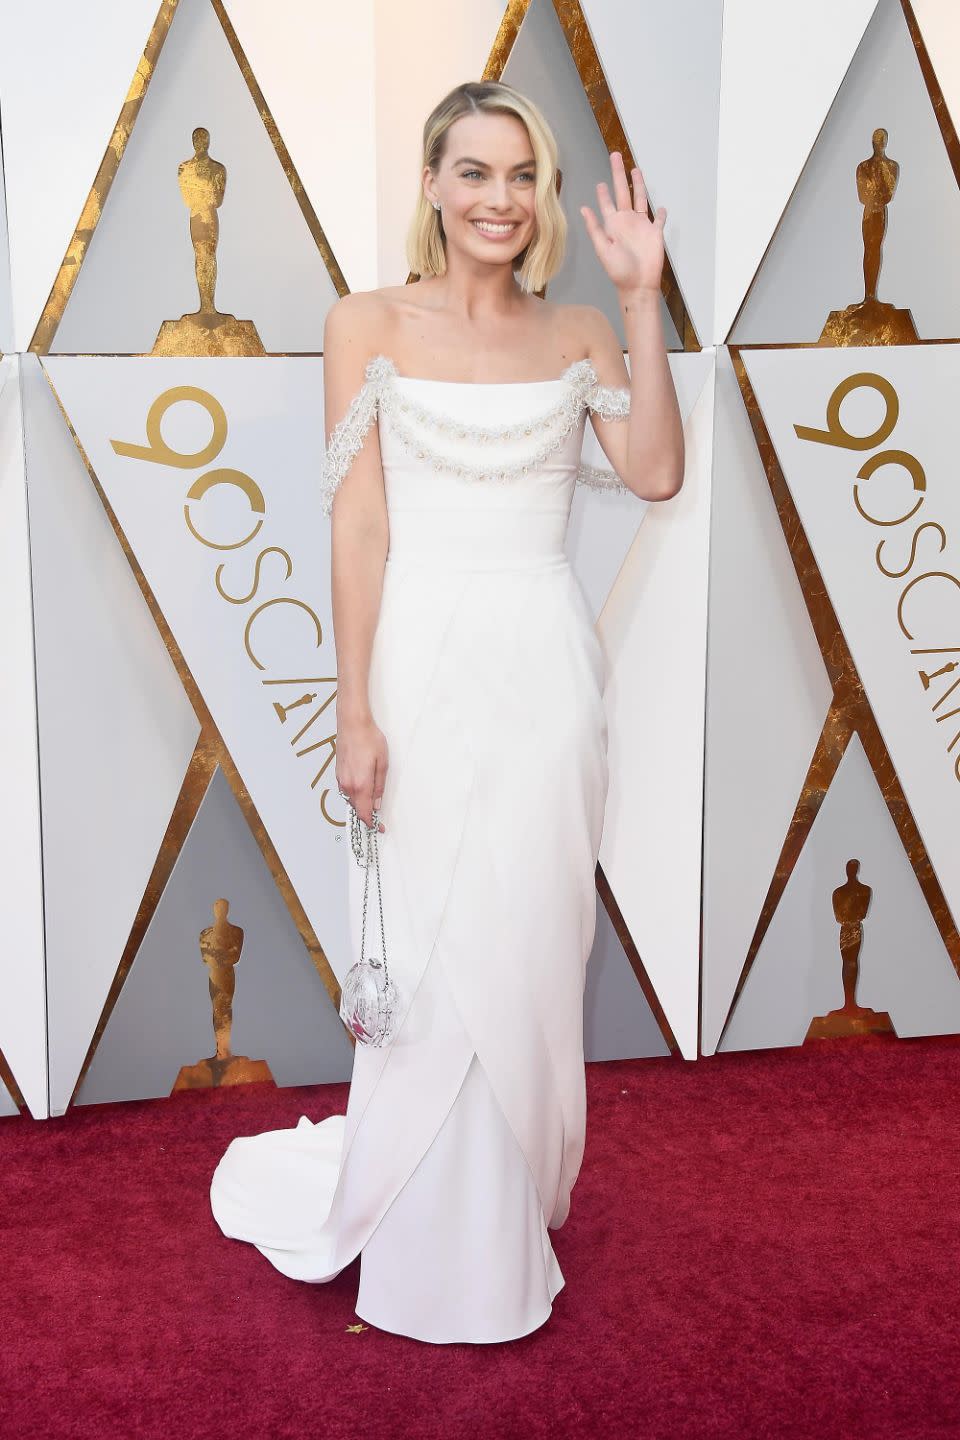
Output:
(425, 111), (539, 266)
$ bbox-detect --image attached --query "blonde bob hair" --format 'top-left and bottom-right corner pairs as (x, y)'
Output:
(406, 81), (567, 295)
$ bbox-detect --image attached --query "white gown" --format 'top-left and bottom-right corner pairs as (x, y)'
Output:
(209, 353), (632, 1344)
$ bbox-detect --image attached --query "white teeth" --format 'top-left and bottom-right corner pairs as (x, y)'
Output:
(472, 220), (517, 234)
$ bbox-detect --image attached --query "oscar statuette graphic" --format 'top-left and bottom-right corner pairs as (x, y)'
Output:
(805, 860), (895, 1041)
(172, 898), (276, 1090)
(272, 690), (319, 724)
(152, 126), (266, 356)
(819, 127), (919, 346)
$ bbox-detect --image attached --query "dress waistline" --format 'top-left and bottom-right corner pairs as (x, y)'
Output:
(384, 505), (569, 574)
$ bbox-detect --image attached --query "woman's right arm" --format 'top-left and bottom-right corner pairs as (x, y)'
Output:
(324, 293), (390, 833)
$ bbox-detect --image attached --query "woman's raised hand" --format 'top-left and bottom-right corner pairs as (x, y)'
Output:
(579, 151), (666, 296)
(336, 713), (388, 833)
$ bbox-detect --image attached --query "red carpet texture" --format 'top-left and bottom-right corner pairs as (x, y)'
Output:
(3, 1034), (960, 1440)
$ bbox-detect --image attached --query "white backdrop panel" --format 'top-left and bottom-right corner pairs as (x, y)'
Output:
(223, 0), (379, 293)
(24, 356), (202, 1115)
(700, 347), (833, 1056)
(43, 356), (351, 995)
(569, 351), (712, 622)
(582, 0), (722, 345)
(0, 114), (13, 353)
(566, 359), (650, 622)
(0, 0), (160, 351)
(76, 766), (353, 1107)
(0, 358), (47, 1117)
(744, 343), (960, 941)
(721, 735), (960, 1051)
(715, 0), (878, 342)
(731, 0), (960, 345)
(52, 0), (340, 355)
(583, 896), (671, 1062)
(598, 351), (715, 1060)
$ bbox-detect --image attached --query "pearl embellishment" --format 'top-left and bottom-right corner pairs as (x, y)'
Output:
(320, 353), (631, 516)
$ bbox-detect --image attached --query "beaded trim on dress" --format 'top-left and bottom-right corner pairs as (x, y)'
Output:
(319, 354), (632, 517)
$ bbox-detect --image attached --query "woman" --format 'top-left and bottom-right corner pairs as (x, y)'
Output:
(210, 79), (684, 1345)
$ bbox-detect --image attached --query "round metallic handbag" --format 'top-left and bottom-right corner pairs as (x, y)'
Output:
(338, 799), (400, 1047)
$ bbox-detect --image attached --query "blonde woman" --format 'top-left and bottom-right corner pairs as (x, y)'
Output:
(211, 79), (684, 1345)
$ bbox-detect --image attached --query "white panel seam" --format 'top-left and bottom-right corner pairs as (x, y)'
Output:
(16, 357), (51, 1118)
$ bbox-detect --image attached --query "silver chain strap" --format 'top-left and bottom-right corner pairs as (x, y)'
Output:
(347, 803), (389, 986)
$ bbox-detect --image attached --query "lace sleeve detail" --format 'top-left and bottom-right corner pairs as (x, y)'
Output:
(576, 460), (631, 495)
(584, 373), (631, 421)
(577, 365), (631, 493)
(319, 357), (391, 517)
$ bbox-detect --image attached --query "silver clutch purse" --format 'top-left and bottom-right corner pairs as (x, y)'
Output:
(339, 799), (400, 1047)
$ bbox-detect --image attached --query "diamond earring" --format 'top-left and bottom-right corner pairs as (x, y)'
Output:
(432, 200), (441, 211)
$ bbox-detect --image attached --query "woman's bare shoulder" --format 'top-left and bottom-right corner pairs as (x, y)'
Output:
(323, 287), (389, 340)
(322, 285), (428, 361)
(559, 300), (619, 346)
(533, 298), (618, 364)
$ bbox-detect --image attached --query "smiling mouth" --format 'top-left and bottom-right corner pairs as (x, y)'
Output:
(471, 219), (520, 237)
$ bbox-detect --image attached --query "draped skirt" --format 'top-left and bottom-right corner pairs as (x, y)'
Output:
(210, 546), (609, 1343)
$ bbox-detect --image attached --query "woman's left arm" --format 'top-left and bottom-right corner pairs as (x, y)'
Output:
(579, 152), (685, 502)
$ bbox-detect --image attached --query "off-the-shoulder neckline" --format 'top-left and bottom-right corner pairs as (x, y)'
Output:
(365, 353), (597, 388)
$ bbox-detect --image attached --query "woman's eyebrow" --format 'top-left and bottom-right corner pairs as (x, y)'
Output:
(451, 156), (537, 169)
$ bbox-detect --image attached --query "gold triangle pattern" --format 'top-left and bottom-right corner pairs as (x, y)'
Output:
(43, 366), (353, 1110)
(716, 0), (960, 1043)
(29, 0), (348, 356)
(0, 1049), (26, 1113)
(726, 0), (960, 345)
(485, 0), (700, 351)
(718, 344), (960, 1047)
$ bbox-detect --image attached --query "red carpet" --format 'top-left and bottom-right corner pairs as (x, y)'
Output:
(3, 1034), (960, 1440)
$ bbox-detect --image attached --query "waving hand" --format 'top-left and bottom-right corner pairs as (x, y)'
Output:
(580, 151), (666, 295)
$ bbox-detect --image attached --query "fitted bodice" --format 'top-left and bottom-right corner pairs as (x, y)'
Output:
(320, 354), (632, 572)
(380, 376), (587, 572)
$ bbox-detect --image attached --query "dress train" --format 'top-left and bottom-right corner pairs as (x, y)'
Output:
(210, 354), (633, 1342)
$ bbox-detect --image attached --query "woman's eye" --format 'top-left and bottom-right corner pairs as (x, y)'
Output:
(460, 170), (535, 182)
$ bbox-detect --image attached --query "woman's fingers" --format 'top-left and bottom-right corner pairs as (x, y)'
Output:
(357, 781), (376, 832)
(353, 757), (386, 834)
(632, 165), (648, 214)
(336, 720), (388, 833)
(595, 179), (617, 223)
(336, 780), (384, 833)
(372, 753), (386, 833)
(580, 203), (610, 260)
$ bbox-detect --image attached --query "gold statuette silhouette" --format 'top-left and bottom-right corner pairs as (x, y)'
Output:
(805, 859), (895, 1040)
(819, 128), (919, 346)
(172, 898), (275, 1090)
(153, 126), (266, 356)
